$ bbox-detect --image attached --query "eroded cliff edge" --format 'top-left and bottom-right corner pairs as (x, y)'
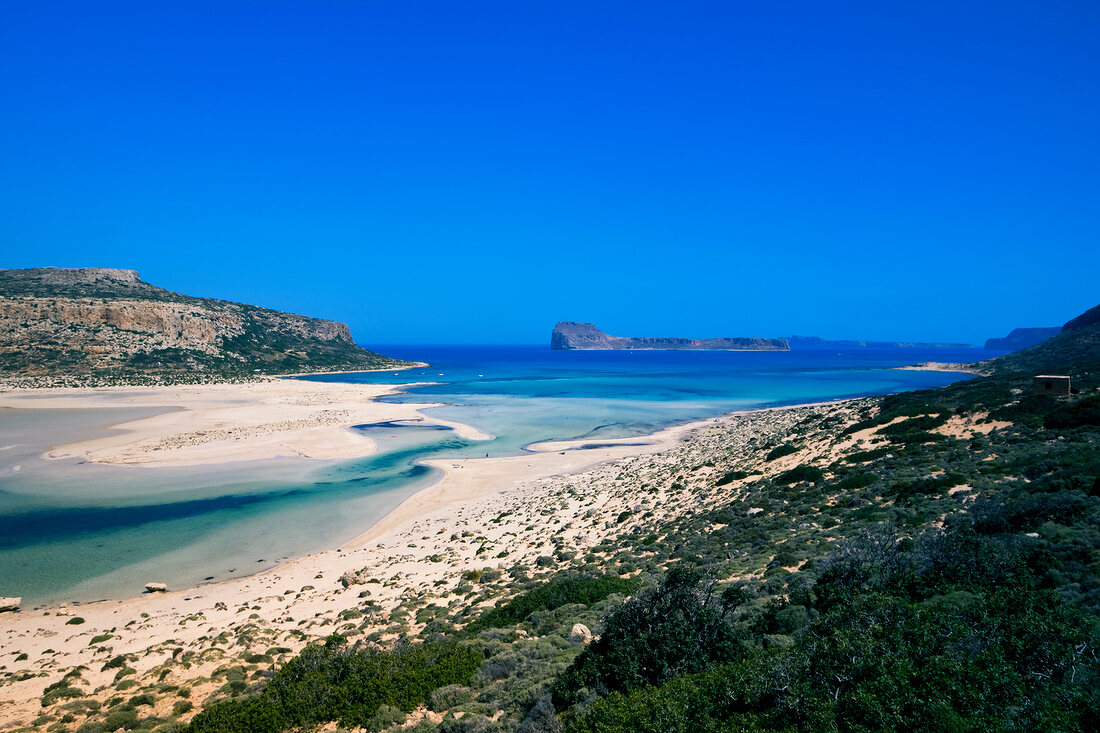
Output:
(0, 267), (413, 386)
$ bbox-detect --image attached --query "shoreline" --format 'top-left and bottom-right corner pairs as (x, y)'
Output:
(0, 364), (974, 726)
(0, 393), (868, 728)
(893, 361), (985, 375)
(273, 360), (431, 378)
(0, 362), (968, 604)
(4, 392), (848, 613)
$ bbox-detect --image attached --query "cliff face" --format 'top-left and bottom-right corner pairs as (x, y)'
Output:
(551, 322), (789, 351)
(0, 267), (409, 385)
(984, 327), (1061, 352)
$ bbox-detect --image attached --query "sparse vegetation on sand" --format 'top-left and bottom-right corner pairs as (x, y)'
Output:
(6, 309), (1099, 732)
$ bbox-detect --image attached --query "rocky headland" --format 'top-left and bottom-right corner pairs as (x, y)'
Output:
(0, 267), (414, 386)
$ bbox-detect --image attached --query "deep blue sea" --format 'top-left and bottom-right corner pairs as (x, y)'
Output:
(0, 345), (999, 605)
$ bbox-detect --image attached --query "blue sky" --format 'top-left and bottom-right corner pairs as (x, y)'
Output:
(2, 1), (1097, 345)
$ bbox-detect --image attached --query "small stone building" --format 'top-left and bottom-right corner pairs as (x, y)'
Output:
(1033, 375), (1072, 397)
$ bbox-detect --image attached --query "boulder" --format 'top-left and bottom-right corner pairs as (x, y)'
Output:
(339, 569), (364, 588)
(145, 582), (167, 593)
(569, 623), (592, 643)
(0, 597), (21, 612)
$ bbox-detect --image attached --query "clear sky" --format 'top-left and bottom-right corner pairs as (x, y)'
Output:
(2, 1), (1097, 346)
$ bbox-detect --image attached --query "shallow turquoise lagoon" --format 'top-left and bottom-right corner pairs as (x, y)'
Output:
(0, 345), (997, 605)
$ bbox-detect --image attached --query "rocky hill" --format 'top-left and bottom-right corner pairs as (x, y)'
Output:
(979, 303), (1100, 377)
(551, 322), (789, 351)
(0, 267), (413, 386)
(984, 327), (1060, 351)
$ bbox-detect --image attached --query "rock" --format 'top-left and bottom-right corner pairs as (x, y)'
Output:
(339, 570), (364, 588)
(145, 582), (167, 593)
(0, 597), (21, 612)
(569, 623), (592, 643)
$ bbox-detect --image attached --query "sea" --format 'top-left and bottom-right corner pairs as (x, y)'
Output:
(0, 344), (1001, 606)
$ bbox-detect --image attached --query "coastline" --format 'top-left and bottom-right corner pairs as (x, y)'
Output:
(893, 361), (985, 375)
(272, 360), (431, 378)
(0, 391), (861, 727)
(0, 364), (973, 726)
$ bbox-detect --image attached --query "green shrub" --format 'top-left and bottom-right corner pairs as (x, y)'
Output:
(714, 470), (749, 486)
(844, 446), (893, 463)
(774, 465), (824, 485)
(765, 444), (800, 461)
(467, 573), (639, 632)
(429, 684), (473, 711)
(66, 617), (85, 625)
(41, 682), (84, 707)
(833, 472), (877, 491)
(552, 568), (744, 710)
(103, 707), (138, 731)
(565, 529), (1099, 733)
(188, 636), (481, 732)
(102, 655), (128, 671)
(365, 704), (406, 731)
(1045, 394), (1100, 429)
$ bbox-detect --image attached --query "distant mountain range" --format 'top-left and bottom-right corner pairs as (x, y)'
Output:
(783, 335), (974, 350)
(984, 327), (1061, 351)
(981, 303), (1100, 376)
(551, 322), (789, 351)
(0, 267), (412, 386)
(551, 323), (979, 352)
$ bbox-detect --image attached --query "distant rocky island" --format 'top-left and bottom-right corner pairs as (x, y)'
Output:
(0, 267), (414, 386)
(984, 327), (1061, 352)
(550, 322), (980, 352)
(551, 322), (789, 351)
(784, 335), (974, 350)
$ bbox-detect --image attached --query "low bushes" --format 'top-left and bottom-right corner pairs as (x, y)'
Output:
(188, 636), (481, 732)
(467, 573), (639, 632)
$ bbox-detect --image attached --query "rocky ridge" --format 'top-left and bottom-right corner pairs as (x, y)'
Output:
(0, 267), (412, 386)
(983, 327), (1061, 351)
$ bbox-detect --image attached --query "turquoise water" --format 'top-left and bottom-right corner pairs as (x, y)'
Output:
(0, 345), (995, 605)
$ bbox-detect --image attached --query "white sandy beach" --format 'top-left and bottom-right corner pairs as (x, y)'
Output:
(0, 376), (731, 727)
(0, 379), (884, 729)
(0, 379), (491, 468)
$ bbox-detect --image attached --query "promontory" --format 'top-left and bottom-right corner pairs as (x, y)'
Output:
(0, 267), (414, 386)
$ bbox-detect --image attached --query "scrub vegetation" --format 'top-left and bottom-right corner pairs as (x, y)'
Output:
(19, 308), (1100, 732)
